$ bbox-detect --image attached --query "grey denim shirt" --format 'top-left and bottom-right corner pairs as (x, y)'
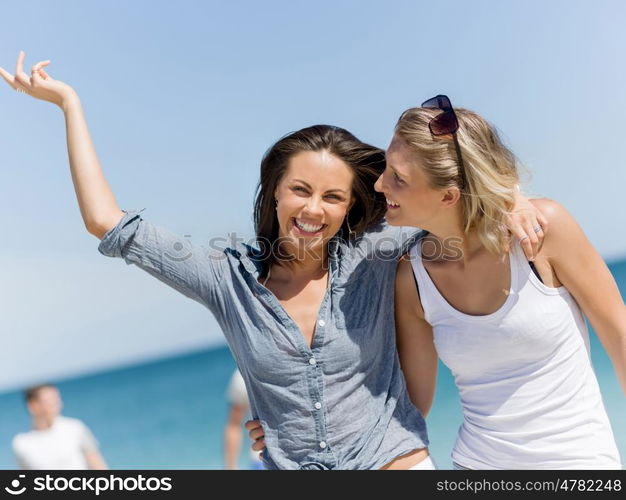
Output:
(98, 209), (429, 470)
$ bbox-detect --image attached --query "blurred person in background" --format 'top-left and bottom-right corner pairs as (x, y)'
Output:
(11, 384), (108, 470)
(223, 369), (264, 470)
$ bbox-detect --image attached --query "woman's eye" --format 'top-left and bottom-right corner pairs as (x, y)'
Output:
(394, 173), (404, 185)
(293, 186), (307, 193)
(325, 195), (342, 201)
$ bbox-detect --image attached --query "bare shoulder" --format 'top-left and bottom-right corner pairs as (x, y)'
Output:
(395, 255), (425, 319)
(529, 198), (587, 252)
(529, 197), (571, 222)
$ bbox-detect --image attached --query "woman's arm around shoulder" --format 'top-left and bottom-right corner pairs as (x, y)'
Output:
(394, 257), (438, 417)
(530, 198), (626, 395)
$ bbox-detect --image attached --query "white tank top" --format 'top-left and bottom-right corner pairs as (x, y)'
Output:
(409, 237), (622, 469)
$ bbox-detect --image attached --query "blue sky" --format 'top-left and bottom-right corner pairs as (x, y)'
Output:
(1, 0), (625, 391)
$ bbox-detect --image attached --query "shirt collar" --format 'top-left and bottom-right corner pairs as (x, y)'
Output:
(233, 236), (342, 280)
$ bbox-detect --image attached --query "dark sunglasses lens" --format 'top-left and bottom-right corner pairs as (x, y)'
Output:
(421, 95), (452, 109)
(429, 110), (458, 135)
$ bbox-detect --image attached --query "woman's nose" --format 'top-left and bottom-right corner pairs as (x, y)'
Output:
(304, 196), (323, 216)
(374, 173), (384, 192)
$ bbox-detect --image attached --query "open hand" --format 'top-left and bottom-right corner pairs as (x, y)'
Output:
(0, 51), (76, 108)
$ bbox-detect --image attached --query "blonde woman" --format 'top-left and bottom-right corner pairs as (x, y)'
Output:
(382, 95), (625, 469)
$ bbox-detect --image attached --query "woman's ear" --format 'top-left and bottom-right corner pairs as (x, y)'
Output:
(441, 187), (461, 207)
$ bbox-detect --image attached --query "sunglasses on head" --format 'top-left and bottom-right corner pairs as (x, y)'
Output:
(421, 94), (466, 187)
(421, 94), (459, 135)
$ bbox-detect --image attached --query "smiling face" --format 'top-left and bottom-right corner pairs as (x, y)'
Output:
(374, 134), (450, 229)
(274, 150), (354, 254)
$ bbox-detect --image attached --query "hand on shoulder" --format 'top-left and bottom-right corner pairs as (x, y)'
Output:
(528, 198), (584, 257)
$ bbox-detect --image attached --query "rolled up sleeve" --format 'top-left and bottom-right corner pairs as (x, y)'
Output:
(97, 208), (226, 311)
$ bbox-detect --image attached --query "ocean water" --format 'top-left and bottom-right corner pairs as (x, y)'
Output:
(1, 259), (625, 470)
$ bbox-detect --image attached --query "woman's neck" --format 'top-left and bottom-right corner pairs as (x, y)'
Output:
(421, 210), (483, 263)
(272, 240), (329, 280)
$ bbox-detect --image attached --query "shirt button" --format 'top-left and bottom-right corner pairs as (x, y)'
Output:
(314, 402), (322, 410)
(319, 441), (327, 449)
(308, 357), (317, 366)
(317, 319), (326, 327)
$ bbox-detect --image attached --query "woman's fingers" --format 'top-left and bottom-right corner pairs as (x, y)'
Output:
(522, 218), (541, 259)
(244, 419), (261, 431)
(15, 51), (32, 89)
(530, 216), (546, 253)
(0, 66), (17, 88)
(244, 418), (265, 446)
(0, 53), (45, 91)
(3, 52), (72, 107)
(248, 427), (265, 441)
(536, 210), (549, 235)
(16, 50), (27, 76)
(510, 222), (535, 261)
(251, 438), (266, 452)
(245, 418), (267, 451)
(32, 60), (50, 72)
(31, 61), (51, 83)
(507, 206), (547, 261)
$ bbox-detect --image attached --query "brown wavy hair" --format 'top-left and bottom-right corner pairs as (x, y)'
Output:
(254, 125), (387, 271)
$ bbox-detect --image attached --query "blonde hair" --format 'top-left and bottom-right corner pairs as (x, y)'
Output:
(395, 107), (519, 255)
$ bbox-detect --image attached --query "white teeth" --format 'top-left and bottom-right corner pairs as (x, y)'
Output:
(386, 198), (400, 207)
(295, 219), (324, 233)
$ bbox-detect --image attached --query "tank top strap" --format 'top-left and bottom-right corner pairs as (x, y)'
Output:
(408, 235), (525, 324)
(507, 239), (530, 294)
(408, 237), (446, 324)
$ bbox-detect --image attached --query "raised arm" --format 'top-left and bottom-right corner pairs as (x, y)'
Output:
(532, 198), (626, 395)
(394, 257), (438, 417)
(0, 51), (123, 236)
(2, 51), (226, 313)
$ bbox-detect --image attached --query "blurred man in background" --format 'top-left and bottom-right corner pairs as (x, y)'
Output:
(12, 383), (108, 469)
(223, 370), (264, 470)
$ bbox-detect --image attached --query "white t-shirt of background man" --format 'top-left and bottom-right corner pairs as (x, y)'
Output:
(227, 369), (251, 409)
(12, 415), (100, 469)
(227, 369), (263, 464)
